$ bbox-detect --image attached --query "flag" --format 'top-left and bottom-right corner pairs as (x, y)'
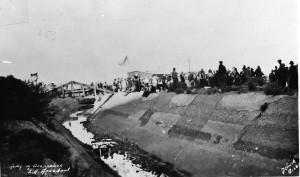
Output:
(118, 56), (129, 66)
(30, 72), (38, 77)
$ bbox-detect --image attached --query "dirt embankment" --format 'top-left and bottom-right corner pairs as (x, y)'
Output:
(88, 91), (298, 176)
(0, 98), (118, 177)
(49, 98), (80, 123)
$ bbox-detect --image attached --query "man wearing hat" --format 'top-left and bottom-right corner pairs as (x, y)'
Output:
(255, 66), (264, 78)
(218, 61), (227, 91)
(278, 59), (282, 65)
(288, 61), (298, 90)
(277, 59), (287, 88)
(274, 66), (279, 82)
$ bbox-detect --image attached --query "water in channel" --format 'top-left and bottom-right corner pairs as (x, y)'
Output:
(62, 97), (165, 177)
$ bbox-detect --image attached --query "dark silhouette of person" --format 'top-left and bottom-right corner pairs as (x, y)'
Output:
(274, 66), (278, 82)
(199, 69), (206, 88)
(240, 71), (246, 83)
(162, 74), (167, 91)
(171, 68), (178, 90)
(233, 67), (239, 77)
(218, 61), (226, 90)
(180, 72), (185, 83)
(245, 67), (251, 81)
(250, 68), (255, 77)
(134, 73), (140, 92)
(255, 66), (264, 77)
(188, 72), (193, 82)
(288, 61), (298, 90)
(269, 70), (276, 82)
(232, 68), (241, 85)
(284, 64), (289, 86)
(277, 59), (287, 88)
(242, 65), (246, 73)
(98, 82), (103, 88)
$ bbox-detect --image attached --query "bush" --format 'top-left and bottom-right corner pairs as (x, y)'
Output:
(260, 102), (268, 112)
(177, 82), (188, 90)
(186, 89), (191, 94)
(248, 81), (256, 91)
(264, 82), (283, 95)
(251, 77), (265, 86)
(168, 83), (174, 92)
(8, 129), (70, 165)
(175, 88), (185, 94)
(206, 88), (218, 94)
(230, 86), (240, 91)
(0, 75), (53, 122)
(257, 77), (264, 86)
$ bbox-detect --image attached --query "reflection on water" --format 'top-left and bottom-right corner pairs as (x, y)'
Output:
(63, 108), (160, 177)
(63, 112), (94, 145)
(101, 152), (159, 177)
(92, 138), (118, 149)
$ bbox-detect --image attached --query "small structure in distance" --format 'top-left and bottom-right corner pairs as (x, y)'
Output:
(56, 81), (113, 98)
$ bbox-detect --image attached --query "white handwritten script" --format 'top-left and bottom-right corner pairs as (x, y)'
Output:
(281, 159), (299, 175)
(9, 163), (70, 175)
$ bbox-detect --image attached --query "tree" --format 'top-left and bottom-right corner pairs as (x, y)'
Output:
(0, 75), (53, 122)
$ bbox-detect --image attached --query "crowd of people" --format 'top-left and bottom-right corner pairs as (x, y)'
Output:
(96, 60), (298, 93)
(269, 60), (298, 90)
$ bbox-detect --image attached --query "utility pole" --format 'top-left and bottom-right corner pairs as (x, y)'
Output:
(71, 81), (74, 97)
(62, 85), (65, 98)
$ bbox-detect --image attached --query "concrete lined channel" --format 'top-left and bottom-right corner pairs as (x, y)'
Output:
(85, 91), (298, 176)
(62, 91), (298, 176)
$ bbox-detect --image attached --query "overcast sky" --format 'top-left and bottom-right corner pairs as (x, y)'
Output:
(0, 0), (298, 85)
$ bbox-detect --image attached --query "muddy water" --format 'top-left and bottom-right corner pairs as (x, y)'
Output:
(62, 97), (161, 177)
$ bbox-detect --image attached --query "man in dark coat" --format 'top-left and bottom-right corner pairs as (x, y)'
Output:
(250, 68), (255, 77)
(188, 72), (193, 82)
(218, 61), (227, 91)
(240, 71), (246, 84)
(269, 70), (276, 82)
(134, 73), (140, 92)
(255, 66), (264, 77)
(171, 68), (178, 90)
(277, 59), (288, 88)
(245, 67), (251, 81)
(274, 66), (278, 82)
(288, 61), (298, 90)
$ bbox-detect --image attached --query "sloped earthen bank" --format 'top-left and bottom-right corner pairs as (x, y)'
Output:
(88, 91), (298, 176)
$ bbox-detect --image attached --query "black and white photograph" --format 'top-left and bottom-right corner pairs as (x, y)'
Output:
(0, 0), (298, 176)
